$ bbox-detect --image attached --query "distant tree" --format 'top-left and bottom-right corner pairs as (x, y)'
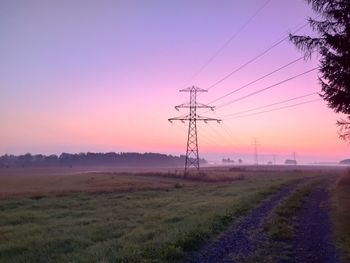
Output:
(18, 153), (33, 167)
(340, 158), (350, 165)
(44, 154), (58, 165)
(222, 158), (234, 164)
(0, 152), (206, 168)
(289, 0), (350, 141)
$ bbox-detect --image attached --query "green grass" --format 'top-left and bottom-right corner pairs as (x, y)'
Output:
(264, 182), (316, 240)
(331, 170), (350, 262)
(251, 178), (322, 262)
(0, 174), (298, 263)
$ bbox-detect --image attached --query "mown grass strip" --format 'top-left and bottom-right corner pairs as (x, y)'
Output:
(257, 179), (321, 262)
(332, 171), (350, 262)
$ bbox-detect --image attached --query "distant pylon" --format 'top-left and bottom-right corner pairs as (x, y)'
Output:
(253, 138), (259, 165)
(169, 86), (221, 174)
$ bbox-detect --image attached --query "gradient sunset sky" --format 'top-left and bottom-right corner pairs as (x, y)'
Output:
(1, 0), (349, 163)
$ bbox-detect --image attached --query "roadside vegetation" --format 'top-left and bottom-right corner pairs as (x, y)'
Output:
(264, 180), (320, 240)
(0, 171), (301, 263)
(332, 169), (350, 262)
(248, 179), (322, 262)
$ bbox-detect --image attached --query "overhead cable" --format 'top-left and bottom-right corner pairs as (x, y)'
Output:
(224, 98), (322, 120)
(216, 67), (318, 109)
(221, 91), (318, 118)
(209, 56), (305, 104)
(184, 0), (272, 87)
(207, 22), (309, 90)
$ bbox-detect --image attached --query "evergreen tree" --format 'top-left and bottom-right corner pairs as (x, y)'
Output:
(289, 0), (350, 141)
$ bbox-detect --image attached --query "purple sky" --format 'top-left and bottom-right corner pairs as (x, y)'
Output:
(0, 0), (349, 163)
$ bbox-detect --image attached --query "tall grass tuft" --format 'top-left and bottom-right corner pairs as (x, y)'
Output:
(333, 169), (350, 261)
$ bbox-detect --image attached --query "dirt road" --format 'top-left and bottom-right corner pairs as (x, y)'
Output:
(291, 180), (339, 263)
(184, 178), (340, 263)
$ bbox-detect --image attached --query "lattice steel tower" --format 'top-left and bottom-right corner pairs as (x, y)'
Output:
(169, 86), (221, 174)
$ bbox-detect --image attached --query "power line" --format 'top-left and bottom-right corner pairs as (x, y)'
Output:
(185, 13), (316, 108)
(175, 121), (228, 151)
(199, 52), (315, 115)
(184, 0), (272, 87)
(208, 56), (305, 104)
(223, 98), (321, 120)
(197, 122), (222, 142)
(220, 123), (237, 147)
(197, 128), (220, 146)
(212, 111), (237, 146)
(216, 67), (318, 109)
(221, 91), (318, 118)
(206, 121), (236, 148)
(195, 117), (235, 149)
(207, 22), (309, 91)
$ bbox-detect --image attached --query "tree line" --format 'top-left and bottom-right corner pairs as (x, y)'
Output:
(0, 152), (207, 168)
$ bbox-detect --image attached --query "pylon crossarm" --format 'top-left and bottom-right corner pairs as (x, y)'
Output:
(168, 115), (189, 122)
(169, 85), (221, 174)
(175, 103), (215, 111)
(180, 86), (208, 93)
(195, 116), (222, 123)
(168, 117), (221, 122)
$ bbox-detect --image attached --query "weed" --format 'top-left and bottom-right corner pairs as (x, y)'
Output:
(331, 169), (350, 261)
(0, 175), (296, 262)
(257, 179), (321, 262)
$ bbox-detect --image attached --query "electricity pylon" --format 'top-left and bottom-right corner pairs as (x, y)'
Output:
(169, 86), (221, 174)
(253, 138), (259, 165)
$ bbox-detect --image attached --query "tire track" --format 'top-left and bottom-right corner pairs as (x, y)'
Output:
(289, 179), (339, 263)
(183, 179), (307, 263)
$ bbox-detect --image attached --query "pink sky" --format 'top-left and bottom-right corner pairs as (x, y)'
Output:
(0, 0), (349, 163)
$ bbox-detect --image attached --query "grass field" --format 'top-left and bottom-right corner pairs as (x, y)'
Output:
(264, 178), (320, 241)
(255, 178), (322, 262)
(332, 169), (350, 262)
(0, 167), (190, 198)
(0, 166), (343, 262)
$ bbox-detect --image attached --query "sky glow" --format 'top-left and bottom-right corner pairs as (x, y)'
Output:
(0, 0), (349, 163)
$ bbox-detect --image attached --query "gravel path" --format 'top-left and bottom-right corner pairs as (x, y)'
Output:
(183, 181), (303, 263)
(289, 179), (339, 263)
